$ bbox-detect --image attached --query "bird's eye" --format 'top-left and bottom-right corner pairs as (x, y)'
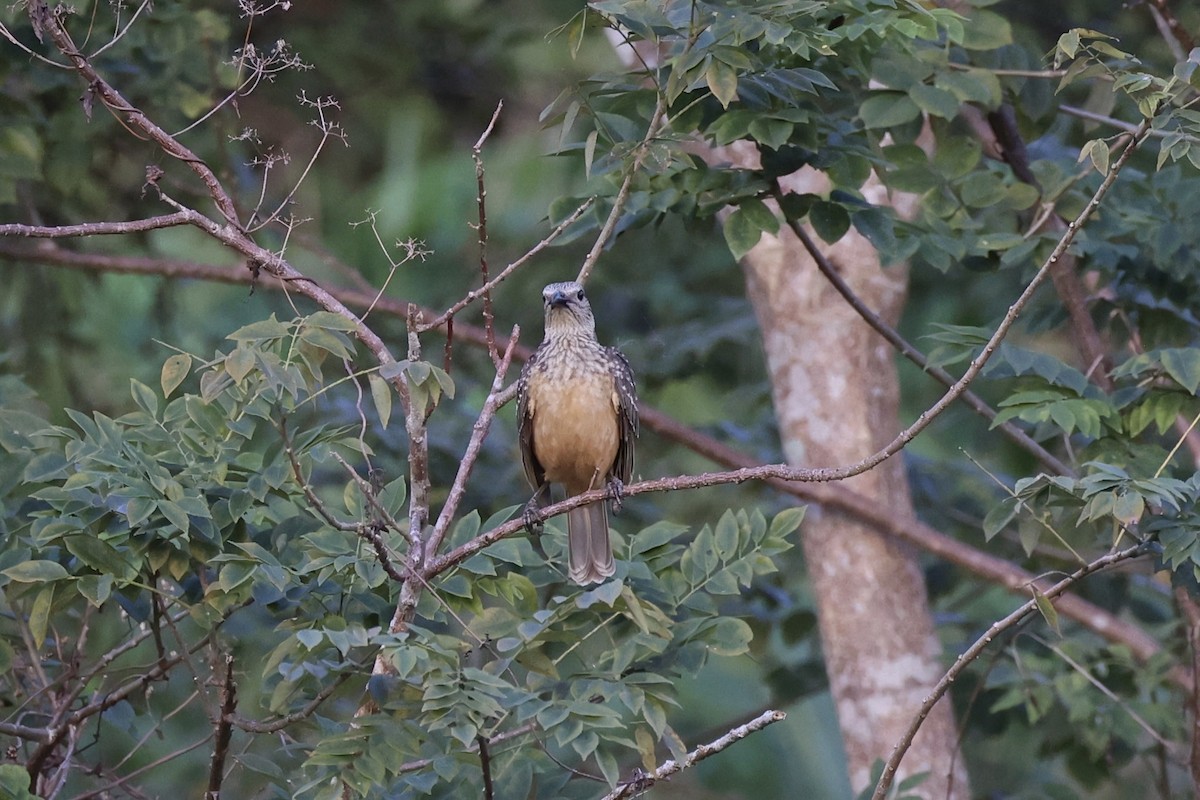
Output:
(576, 290), (584, 300)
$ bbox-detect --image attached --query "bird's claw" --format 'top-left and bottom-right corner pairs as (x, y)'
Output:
(522, 497), (544, 534)
(607, 477), (625, 515)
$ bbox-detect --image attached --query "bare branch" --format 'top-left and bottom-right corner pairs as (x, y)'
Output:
(472, 101), (504, 363)
(426, 326), (520, 560)
(417, 197), (595, 333)
(600, 710), (787, 800)
(775, 192), (1074, 477)
(0, 212), (192, 238)
(477, 734), (495, 800)
(205, 654), (238, 800)
(1175, 587), (1200, 795)
(576, 93), (666, 285)
(870, 543), (1150, 800)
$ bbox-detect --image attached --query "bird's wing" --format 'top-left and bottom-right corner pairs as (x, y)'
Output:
(516, 356), (545, 490)
(607, 346), (639, 484)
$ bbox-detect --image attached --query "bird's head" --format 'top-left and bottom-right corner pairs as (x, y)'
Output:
(541, 281), (595, 335)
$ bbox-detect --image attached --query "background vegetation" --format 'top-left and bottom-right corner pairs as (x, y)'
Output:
(2, 0), (1200, 798)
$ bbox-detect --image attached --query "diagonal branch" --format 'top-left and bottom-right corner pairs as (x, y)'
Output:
(870, 543), (1150, 800)
(575, 92), (667, 285)
(426, 326), (521, 560)
(0, 240), (1167, 671)
(599, 709), (787, 800)
(773, 188), (1074, 477)
(31, 1), (240, 226)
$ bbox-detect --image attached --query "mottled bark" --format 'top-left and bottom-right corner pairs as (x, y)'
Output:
(734, 149), (969, 797)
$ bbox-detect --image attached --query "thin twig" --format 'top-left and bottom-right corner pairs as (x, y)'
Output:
(204, 654), (238, 800)
(417, 197), (595, 333)
(576, 93), (667, 285)
(472, 101), (503, 364)
(870, 543), (1150, 800)
(599, 710), (787, 800)
(427, 326), (520, 560)
(776, 194), (1074, 477)
(228, 672), (353, 734)
(1032, 633), (1179, 753)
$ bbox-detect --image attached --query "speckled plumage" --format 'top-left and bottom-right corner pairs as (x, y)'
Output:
(517, 281), (638, 585)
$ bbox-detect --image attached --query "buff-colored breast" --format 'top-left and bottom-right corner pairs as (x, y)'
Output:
(527, 368), (620, 495)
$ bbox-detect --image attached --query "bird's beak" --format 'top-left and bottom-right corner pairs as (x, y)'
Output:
(548, 290), (570, 308)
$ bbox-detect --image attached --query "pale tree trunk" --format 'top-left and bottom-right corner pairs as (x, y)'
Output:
(728, 146), (970, 798)
(599, 29), (968, 798)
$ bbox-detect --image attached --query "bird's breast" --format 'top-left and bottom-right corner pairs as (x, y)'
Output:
(527, 361), (620, 493)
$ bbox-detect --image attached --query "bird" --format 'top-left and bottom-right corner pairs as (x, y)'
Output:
(517, 281), (638, 585)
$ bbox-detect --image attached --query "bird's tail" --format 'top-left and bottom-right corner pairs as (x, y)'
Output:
(567, 501), (615, 585)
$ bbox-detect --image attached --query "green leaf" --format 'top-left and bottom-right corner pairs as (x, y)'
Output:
(962, 10), (1012, 50)
(768, 507), (806, 540)
(859, 92), (921, 129)
(161, 354), (191, 398)
(1078, 138), (1110, 175)
(29, 585), (53, 649)
(723, 206), (765, 259)
(130, 379), (159, 416)
(23, 452), (68, 483)
(631, 521), (689, 554)
(982, 497), (1018, 540)
(368, 373), (392, 429)
(1112, 490), (1144, 525)
(306, 311), (360, 331)
(299, 326), (354, 360)
(739, 198), (779, 236)
(65, 535), (136, 580)
(748, 117), (793, 150)
(228, 314), (291, 342)
(706, 59), (739, 109)
(158, 500), (191, 533)
(809, 200), (851, 244)
(77, 574), (114, 607)
(1032, 586), (1061, 636)
(909, 84), (960, 119)
(3, 560), (70, 582)
(705, 617), (753, 656)
(1161, 348), (1200, 393)
(225, 346), (257, 384)
(935, 69), (1001, 107)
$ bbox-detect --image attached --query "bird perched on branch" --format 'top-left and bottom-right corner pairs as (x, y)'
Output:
(517, 281), (638, 585)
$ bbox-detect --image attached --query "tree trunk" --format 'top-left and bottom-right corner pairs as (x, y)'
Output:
(737, 152), (970, 797)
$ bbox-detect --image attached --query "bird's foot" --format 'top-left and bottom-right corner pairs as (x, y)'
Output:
(522, 496), (544, 534)
(606, 477), (625, 515)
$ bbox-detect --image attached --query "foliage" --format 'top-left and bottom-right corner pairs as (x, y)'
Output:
(4, 0), (1200, 798)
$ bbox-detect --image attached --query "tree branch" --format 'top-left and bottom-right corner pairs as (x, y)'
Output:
(600, 709), (787, 800)
(575, 92), (667, 285)
(0, 241), (1167, 672)
(870, 543), (1150, 800)
(774, 189), (1075, 477)
(0, 212), (191, 237)
(31, 1), (240, 226)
